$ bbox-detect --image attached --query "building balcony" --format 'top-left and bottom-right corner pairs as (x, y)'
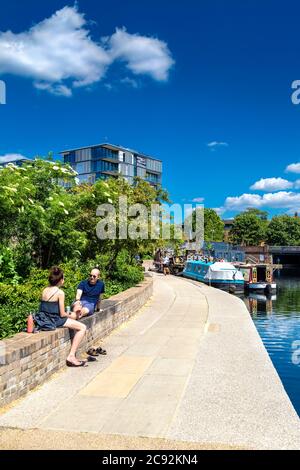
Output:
(101, 170), (119, 176)
(100, 156), (119, 164)
(146, 167), (162, 175)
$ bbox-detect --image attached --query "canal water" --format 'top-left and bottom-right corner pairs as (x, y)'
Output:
(243, 275), (300, 416)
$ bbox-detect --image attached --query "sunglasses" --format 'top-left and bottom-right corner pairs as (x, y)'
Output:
(89, 274), (98, 278)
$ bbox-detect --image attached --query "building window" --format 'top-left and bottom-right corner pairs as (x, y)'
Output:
(76, 161), (91, 174)
(136, 167), (146, 178)
(146, 159), (162, 173)
(93, 146), (118, 160)
(146, 172), (159, 183)
(125, 152), (134, 165)
(119, 163), (134, 177)
(75, 148), (92, 162)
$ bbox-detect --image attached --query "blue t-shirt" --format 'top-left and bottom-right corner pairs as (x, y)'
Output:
(77, 279), (105, 307)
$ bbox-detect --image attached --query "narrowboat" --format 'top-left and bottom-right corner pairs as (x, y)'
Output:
(183, 260), (245, 293)
(237, 264), (278, 294)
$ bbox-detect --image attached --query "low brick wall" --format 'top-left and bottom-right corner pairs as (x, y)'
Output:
(0, 275), (153, 407)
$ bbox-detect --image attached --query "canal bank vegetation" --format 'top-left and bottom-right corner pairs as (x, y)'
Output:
(0, 158), (169, 339)
(229, 208), (300, 246)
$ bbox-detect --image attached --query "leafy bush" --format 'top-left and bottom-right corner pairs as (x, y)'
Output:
(0, 303), (36, 339)
(0, 246), (21, 285)
(0, 256), (144, 339)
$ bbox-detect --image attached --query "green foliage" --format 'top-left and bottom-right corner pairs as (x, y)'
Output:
(0, 255), (143, 338)
(0, 304), (35, 339)
(203, 208), (224, 242)
(0, 158), (166, 339)
(230, 209), (269, 246)
(266, 215), (300, 246)
(190, 208), (224, 242)
(0, 246), (21, 284)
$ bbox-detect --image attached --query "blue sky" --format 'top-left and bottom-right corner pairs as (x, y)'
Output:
(1, 0), (300, 218)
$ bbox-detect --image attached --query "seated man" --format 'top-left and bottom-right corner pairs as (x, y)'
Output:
(162, 255), (170, 275)
(74, 268), (105, 318)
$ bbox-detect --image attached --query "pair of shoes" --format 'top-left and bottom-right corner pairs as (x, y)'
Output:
(96, 347), (107, 355)
(87, 347), (99, 356)
(66, 360), (87, 367)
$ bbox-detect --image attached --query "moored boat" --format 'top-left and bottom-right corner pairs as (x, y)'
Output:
(236, 263), (279, 294)
(183, 260), (245, 293)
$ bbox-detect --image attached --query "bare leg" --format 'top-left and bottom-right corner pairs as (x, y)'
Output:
(77, 307), (89, 319)
(64, 318), (87, 365)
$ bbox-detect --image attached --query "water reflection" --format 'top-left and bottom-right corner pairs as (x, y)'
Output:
(243, 276), (300, 416)
(244, 293), (277, 316)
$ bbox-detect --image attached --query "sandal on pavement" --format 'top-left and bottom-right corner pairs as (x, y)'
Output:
(87, 355), (97, 362)
(96, 347), (107, 355)
(86, 348), (99, 356)
(66, 360), (87, 367)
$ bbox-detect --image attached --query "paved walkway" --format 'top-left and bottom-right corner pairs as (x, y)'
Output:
(0, 274), (299, 449)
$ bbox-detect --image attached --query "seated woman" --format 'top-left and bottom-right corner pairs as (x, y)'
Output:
(39, 266), (87, 367)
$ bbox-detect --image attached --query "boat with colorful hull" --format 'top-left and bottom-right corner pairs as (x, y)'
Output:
(236, 264), (279, 295)
(183, 260), (245, 293)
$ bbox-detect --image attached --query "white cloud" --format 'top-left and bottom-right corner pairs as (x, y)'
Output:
(108, 28), (174, 81)
(286, 162), (300, 173)
(192, 197), (205, 203)
(225, 191), (300, 211)
(0, 153), (28, 163)
(120, 77), (139, 88)
(207, 141), (228, 151)
(35, 82), (73, 97)
(0, 6), (111, 96)
(213, 207), (226, 216)
(250, 177), (293, 192)
(0, 6), (174, 97)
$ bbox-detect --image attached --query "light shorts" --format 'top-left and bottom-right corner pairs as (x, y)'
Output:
(81, 300), (96, 316)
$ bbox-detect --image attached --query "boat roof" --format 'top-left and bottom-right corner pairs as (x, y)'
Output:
(186, 260), (238, 270)
(186, 260), (213, 265)
(236, 263), (282, 268)
(209, 262), (238, 271)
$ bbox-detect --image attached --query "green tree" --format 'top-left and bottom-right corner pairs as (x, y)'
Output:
(73, 176), (171, 274)
(0, 159), (86, 272)
(244, 208), (268, 221)
(204, 208), (224, 241)
(230, 209), (268, 246)
(189, 208), (224, 243)
(266, 215), (300, 246)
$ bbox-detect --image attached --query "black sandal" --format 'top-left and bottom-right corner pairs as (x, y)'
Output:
(86, 348), (99, 357)
(96, 347), (107, 355)
(66, 360), (87, 367)
(87, 355), (97, 362)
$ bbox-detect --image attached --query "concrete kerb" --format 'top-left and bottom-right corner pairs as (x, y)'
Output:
(166, 277), (300, 449)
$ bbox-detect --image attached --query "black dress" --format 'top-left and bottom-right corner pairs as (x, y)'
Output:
(38, 300), (67, 328)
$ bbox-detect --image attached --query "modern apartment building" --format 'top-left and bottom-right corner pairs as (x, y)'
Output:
(0, 156), (30, 167)
(60, 143), (162, 188)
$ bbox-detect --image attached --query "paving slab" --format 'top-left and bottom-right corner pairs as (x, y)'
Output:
(146, 357), (194, 377)
(39, 396), (123, 433)
(100, 402), (178, 438)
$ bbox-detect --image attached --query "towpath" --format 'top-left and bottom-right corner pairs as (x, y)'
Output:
(0, 273), (299, 449)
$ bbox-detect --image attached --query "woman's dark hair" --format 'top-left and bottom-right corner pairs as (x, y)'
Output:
(49, 266), (64, 286)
